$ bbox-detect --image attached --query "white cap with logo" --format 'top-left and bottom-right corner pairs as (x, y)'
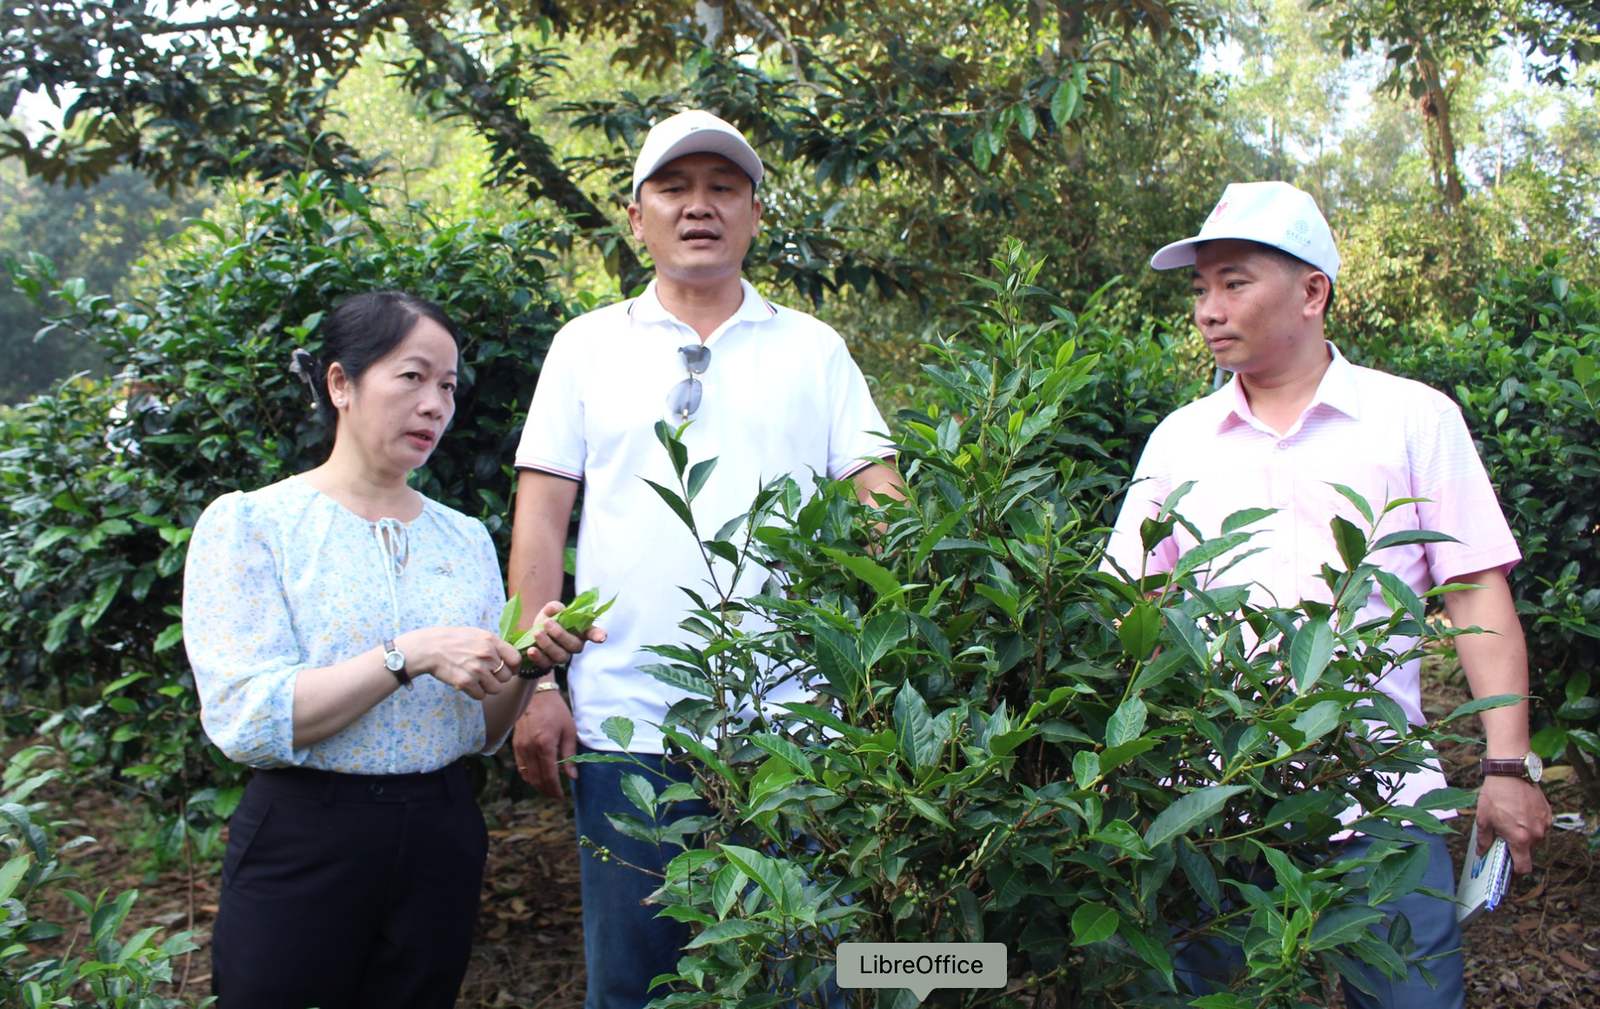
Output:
(631, 110), (764, 201)
(1150, 181), (1340, 282)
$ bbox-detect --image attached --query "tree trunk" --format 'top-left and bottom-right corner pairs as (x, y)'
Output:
(401, 19), (647, 291)
(1418, 58), (1465, 208)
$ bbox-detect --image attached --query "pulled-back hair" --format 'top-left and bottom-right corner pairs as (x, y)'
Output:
(292, 291), (463, 431)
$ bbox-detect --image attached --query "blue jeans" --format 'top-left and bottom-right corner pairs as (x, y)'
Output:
(1175, 825), (1464, 1009)
(573, 746), (712, 1009)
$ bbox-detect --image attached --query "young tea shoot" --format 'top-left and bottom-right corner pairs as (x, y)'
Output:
(498, 589), (616, 648)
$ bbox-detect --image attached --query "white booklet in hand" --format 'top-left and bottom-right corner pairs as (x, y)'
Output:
(1456, 820), (1512, 925)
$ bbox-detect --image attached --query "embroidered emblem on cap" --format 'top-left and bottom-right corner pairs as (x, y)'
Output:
(1149, 180), (1341, 282)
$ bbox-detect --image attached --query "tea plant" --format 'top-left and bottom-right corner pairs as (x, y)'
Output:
(591, 243), (1504, 1009)
(1, 746), (211, 1008)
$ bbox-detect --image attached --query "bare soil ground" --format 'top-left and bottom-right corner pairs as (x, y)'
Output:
(18, 670), (1600, 1008)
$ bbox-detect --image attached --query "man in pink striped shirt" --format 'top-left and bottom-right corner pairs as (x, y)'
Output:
(1106, 181), (1551, 1008)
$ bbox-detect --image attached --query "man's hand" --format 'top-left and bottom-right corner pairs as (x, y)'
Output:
(508, 471), (582, 798)
(1475, 773), (1552, 874)
(1443, 568), (1551, 874)
(513, 688), (578, 798)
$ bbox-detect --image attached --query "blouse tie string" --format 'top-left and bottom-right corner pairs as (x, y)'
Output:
(372, 517), (409, 636)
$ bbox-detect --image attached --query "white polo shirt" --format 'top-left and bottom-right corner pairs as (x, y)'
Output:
(516, 279), (893, 753)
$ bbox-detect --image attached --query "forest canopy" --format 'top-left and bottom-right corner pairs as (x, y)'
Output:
(2, 0), (1597, 403)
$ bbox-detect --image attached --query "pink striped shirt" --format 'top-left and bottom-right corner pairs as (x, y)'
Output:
(1106, 343), (1521, 815)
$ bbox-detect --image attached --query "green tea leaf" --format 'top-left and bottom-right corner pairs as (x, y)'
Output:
(1330, 515), (1367, 572)
(498, 592), (524, 641)
(1370, 529), (1458, 553)
(1070, 903), (1119, 946)
(621, 773), (656, 816)
(1291, 700), (1342, 745)
(820, 546), (904, 602)
(894, 686), (940, 771)
(554, 589), (616, 634)
(1221, 507), (1276, 534)
(644, 478), (696, 532)
(1118, 601), (1161, 659)
(1290, 620), (1336, 691)
(1106, 696), (1147, 747)
(1439, 693), (1521, 723)
(1309, 905), (1387, 950)
(686, 458), (718, 502)
(1143, 785), (1248, 849)
(602, 716), (634, 751)
(1327, 483), (1374, 525)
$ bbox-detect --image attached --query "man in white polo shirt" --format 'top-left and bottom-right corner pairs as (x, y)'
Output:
(1105, 181), (1551, 1008)
(508, 110), (898, 1009)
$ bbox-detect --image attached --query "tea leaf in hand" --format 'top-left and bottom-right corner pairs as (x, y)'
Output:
(553, 589), (616, 634)
(499, 592), (545, 648)
(498, 592), (525, 642)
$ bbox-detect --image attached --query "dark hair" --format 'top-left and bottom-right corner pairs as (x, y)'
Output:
(290, 291), (464, 430)
(1249, 243), (1336, 318)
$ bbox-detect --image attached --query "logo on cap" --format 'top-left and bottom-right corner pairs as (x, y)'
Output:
(1208, 199), (1231, 223)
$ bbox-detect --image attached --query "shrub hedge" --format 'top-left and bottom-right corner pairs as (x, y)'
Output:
(1370, 255), (1600, 787)
(1, 200), (1596, 1003)
(0, 172), (571, 837)
(595, 245), (1506, 1006)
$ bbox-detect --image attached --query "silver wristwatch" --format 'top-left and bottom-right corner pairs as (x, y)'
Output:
(382, 637), (411, 689)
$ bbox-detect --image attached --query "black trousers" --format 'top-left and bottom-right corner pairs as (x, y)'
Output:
(211, 761), (488, 1009)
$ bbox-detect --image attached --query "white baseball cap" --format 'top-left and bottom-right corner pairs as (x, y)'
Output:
(631, 110), (764, 200)
(1150, 181), (1340, 282)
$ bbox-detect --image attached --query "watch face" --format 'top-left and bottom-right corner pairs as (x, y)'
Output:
(1525, 752), (1544, 782)
(385, 650), (405, 672)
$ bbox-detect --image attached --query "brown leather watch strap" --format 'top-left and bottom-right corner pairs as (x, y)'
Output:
(1481, 757), (1530, 779)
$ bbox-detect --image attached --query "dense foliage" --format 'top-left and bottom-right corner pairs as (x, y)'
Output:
(1, 210), (1595, 1003)
(576, 245), (1513, 1007)
(2, 0), (1211, 300)
(1370, 256), (1600, 787)
(1, 746), (210, 1008)
(0, 163), (209, 405)
(0, 172), (569, 840)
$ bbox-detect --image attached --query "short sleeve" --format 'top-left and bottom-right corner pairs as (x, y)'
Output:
(1411, 399), (1521, 583)
(515, 323), (587, 481)
(183, 493), (307, 767)
(1104, 424), (1181, 579)
(822, 334), (894, 480)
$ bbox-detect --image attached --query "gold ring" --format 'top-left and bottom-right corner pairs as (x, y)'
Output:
(492, 658), (506, 674)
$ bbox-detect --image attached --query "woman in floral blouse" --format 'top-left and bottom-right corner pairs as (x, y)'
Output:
(184, 291), (601, 1009)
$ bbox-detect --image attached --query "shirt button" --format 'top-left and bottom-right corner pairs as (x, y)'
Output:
(1276, 441), (1291, 451)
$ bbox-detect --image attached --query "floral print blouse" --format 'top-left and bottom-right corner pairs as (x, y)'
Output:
(183, 477), (506, 773)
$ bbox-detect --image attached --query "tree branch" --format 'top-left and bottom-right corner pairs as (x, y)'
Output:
(400, 19), (646, 290)
(147, 0), (412, 37)
(732, 0), (806, 83)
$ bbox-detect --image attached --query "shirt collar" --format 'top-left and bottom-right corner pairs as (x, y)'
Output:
(628, 278), (778, 330)
(1215, 341), (1361, 432)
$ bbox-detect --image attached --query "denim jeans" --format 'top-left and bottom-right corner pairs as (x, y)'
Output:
(1174, 825), (1465, 1009)
(573, 746), (713, 1009)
